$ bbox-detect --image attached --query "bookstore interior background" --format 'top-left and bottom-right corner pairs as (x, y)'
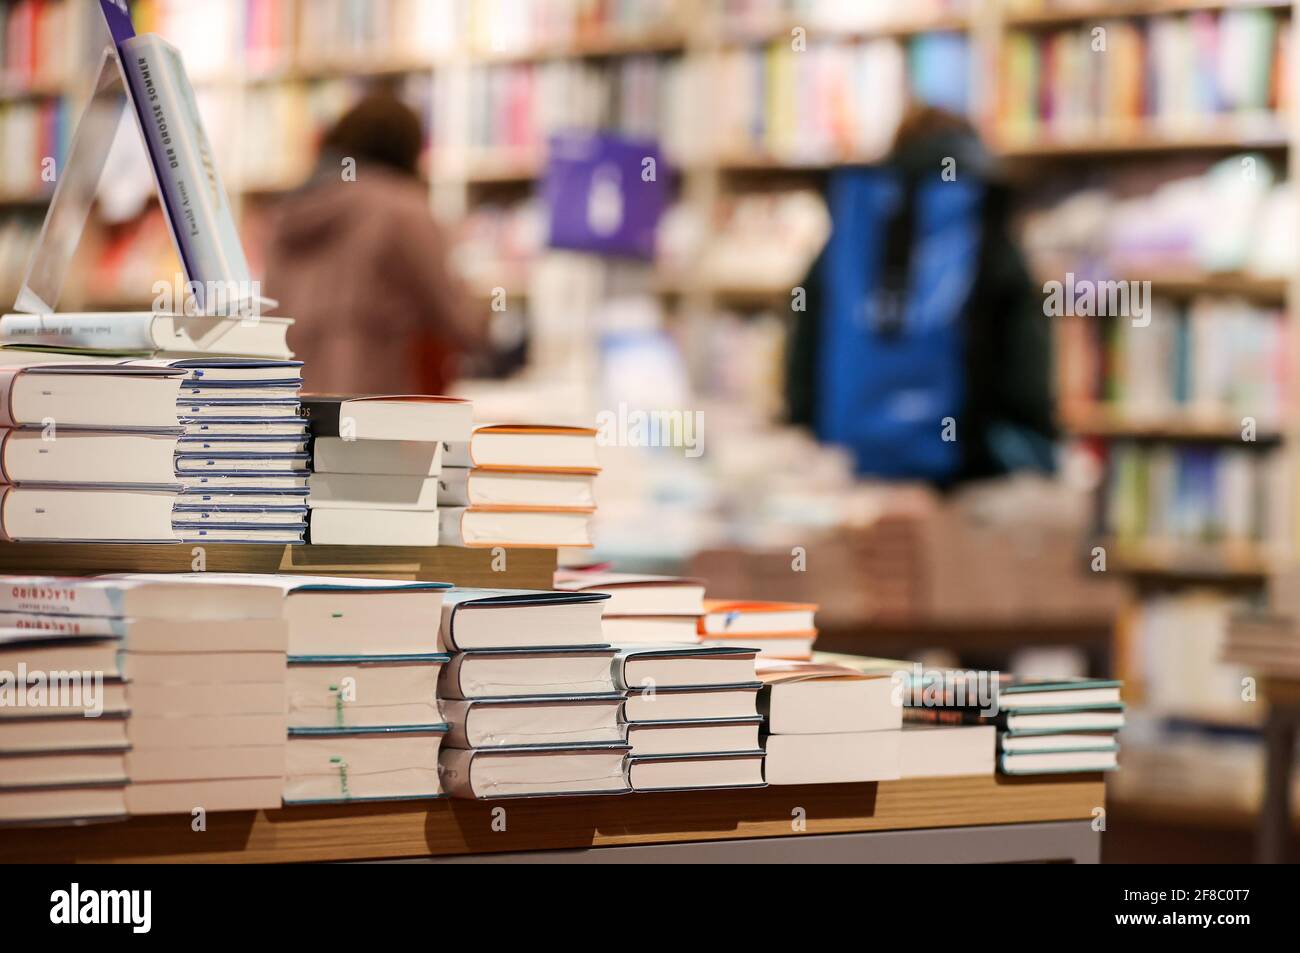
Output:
(3, 0), (1300, 864)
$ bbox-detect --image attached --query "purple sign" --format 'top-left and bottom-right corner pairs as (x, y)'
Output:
(542, 131), (666, 260)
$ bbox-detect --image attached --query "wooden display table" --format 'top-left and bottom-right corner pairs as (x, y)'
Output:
(0, 774), (1105, 864)
(0, 542), (556, 589)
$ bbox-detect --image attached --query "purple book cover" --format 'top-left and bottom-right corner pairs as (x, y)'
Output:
(97, 0), (136, 45)
(542, 131), (667, 260)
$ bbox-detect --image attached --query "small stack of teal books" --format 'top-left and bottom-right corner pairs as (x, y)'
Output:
(903, 675), (1123, 775)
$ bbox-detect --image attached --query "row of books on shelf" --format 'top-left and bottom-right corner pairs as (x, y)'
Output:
(1223, 564), (1300, 679)
(0, 570), (1122, 822)
(999, 8), (1288, 143)
(37, 0), (447, 83)
(467, 0), (684, 56)
(1056, 298), (1288, 428)
(710, 32), (968, 164)
(238, 76), (433, 193)
(1024, 155), (1293, 282)
(439, 54), (698, 167)
(1092, 439), (1291, 552)
(0, 217), (38, 304)
(0, 98), (70, 201)
(0, 0), (101, 94)
(1125, 591), (1252, 725)
(2, 0), (296, 90)
(720, 0), (971, 37)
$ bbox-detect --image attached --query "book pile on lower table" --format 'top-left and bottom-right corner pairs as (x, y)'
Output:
(700, 599), (819, 659)
(810, 652), (998, 779)
(0, 574), (289, 822)
(902, 672), (1124, 775)
(440, 424), (599, 548)
(757, 659), (904, 784)
(267, 575), (453, 803)
(555, 570), (706, 644)
(437, 588), (630, 798)
(304, 395), (472, 546)
(0, 352), (309, 543)
(0, 360), (187, 542)
(171, 359), (309, 544)
(614, 644), (766, 792)
(554, 568), (818, 658)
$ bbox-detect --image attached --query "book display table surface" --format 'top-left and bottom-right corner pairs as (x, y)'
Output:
(0, 774), (1106, 863)
(0, 542), (557, 589)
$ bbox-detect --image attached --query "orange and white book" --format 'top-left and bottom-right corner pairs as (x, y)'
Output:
(438, 467), (596, 510)
(698, 599), (818, 659)
(441, 424), (600, 473)
(438, 506), (593, 548)
(554, 570), (705, 616)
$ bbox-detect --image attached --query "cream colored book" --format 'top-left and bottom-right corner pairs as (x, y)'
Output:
(442, 695), (624, 748)
(439, 743), (630, 799)
(757, 659), (902, 734)
(763, 730), (902, 785)
(287, 657), (444, 729)
(627, 751), (765, 792)
(442, 424), (599, 472)
(438, 467), (595, 510)
(283, 726), (447, 803)
(438, 506), (593, 548)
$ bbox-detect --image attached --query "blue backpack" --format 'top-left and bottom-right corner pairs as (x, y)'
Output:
(816, 168), (985, 480)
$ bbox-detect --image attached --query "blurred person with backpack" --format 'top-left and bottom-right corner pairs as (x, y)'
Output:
(787, 106), (1055, 485)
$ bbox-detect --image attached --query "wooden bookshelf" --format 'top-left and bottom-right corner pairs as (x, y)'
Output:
(0, 774), (1106, 864)
(718, 13), (972, 47)
(1143, 272), (1290, 303)
(1061, 409), (1283, 442)
(1003, 0), (1292, 28)
(995, 124), (1291, 158)
(473, 30), (687, 65)
(1097, 538), (1274, 581)
(0, 543), (556, 590)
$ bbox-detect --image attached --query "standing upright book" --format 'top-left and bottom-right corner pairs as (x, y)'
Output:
(97, 1), (262, 316)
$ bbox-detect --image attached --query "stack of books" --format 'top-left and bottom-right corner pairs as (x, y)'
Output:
(699, 599), (819, 660)
(0, 574), (288, 819)
(1225, 611), (1300, 678)
(439, 424), (599, 548)
(554, 569), (706, 645)
(171, 359), (309, 544)
(0, 360), (187, 542)
(437, 588), (631, 799)
(304, 395), (473, 546)
(0, 624), (129, 823)
(808, 651), (998, 779)
(0, 325), (307, 543)
(614, 644), (766, 793)
(757, 659), (904, 785)
(265, 575), (453, 804)
(904, 674), (1124, 775)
